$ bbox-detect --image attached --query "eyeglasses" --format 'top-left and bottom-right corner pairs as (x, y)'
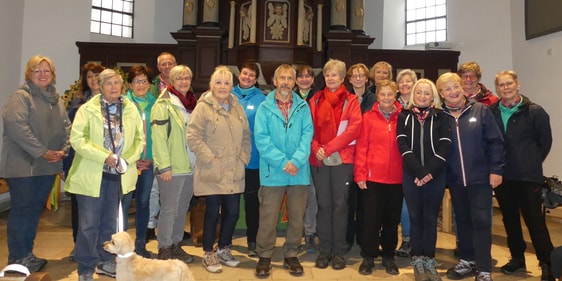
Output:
(175, 76), (192, 82)
(351, 74), (366, 79)
(31, 69), (51, 75)
(133, 79), (149, 84)
(461, 74), (477, 80)
(497, 81), (515, 88)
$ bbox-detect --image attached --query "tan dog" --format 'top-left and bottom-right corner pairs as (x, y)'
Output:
(103, 232), (195, 281)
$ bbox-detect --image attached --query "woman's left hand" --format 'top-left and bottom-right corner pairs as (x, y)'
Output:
(43, 150), (65, 163)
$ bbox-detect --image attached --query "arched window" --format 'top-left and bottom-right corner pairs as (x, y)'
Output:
(90, 0), (134, 38)
(405, 0), (447, 46)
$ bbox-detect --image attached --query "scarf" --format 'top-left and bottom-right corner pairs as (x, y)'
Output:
(314, 85), (347, 145)
(500, 94), (522, 109)
(167, 85), (197, 113)
(412, 106), (432, 122)
(444, 97), (467, 112)
(26, 80), (59, 105)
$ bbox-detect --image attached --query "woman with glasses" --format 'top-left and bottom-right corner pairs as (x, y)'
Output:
(1, 55), (71, 272)
(121, 64), (157, 258)
(490, 70), (555, 281)
(458, 61), (498, 106)
(151, 65), (197, 263)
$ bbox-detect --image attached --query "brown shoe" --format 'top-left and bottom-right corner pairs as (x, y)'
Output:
(173, 244), (194, 263)
(283, 257), (304, 276)
(157, 245), (174, 260)
(256, 257), (272, 277)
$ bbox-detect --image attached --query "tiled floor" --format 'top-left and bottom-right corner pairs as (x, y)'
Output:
(0, 201), (561, 281)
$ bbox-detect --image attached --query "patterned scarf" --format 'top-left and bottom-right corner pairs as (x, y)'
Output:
(167, 85), (197, 113)
(444, 97), (466, 112)
(500, 94), (522, 109)
(412, 106), (432, 122)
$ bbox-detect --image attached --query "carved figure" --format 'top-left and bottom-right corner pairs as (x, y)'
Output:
(267, 2), (288, 40)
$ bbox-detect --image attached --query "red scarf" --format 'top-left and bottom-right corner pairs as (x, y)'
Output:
(314, 85), (347, 145)
(167, 85), (197, 113)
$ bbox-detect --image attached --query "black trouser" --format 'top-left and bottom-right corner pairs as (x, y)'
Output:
(243, 169), (260, 244)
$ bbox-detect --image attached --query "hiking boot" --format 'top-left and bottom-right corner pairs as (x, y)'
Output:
(95, 260), (116, 278)
(217, 246), (240, 267)
(9, 253), (47, 273)
(359, 256), (375, 275)
(283, 257), (304, 276)
(315, 252), (332, 268)
(305, 234), (317, 254)
(475, 271), (493, 281)
(382, 257), (399, 275)
(412, 256), (430, 281)
(500, 257), (526, 274)
(332, 253), (346, 270)
(157, 245), (174, 260)
(540, 262), (555, 281)
(247, 242), (258, 258)
(256, 257), (272, 277)
(202, 252), (222, 273)
(396, 240), (411, 257)
(78, 273), (94, 281)
(447, 259), (476, 280)
(136, 247), (152, 258)
(173, 244), (194, 263)
(424, 256), (442, 281)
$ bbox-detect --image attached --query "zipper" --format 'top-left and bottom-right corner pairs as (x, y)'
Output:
(454, 118), (467, 186)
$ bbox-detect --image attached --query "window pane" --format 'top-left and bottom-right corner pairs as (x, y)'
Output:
(436, 0), (446, 5)
(101, 0), (112, 9)
(113, 13), (122, 25)
(436, 30), (447, 41)
(426, 6), (435, 18)
(415, 0), (426, 9)
(90, 21), (100, 33)
(112, 25), (122, 36)
(426, 31), (436, 42)
(91, 8), (100, 21)
(406, 23), (416, 34)
(92, 0), (101, 7)
(415, 8), (425, 21)
(416, 21), (426, 32)
(113, 0), (123, 12)
(416, 33), (426, 44)
(407, 34), (416, 45)
(123, 1), (133, 13)
(123, 15), (132, 26)
(101, 10), (112, 22)
(436, 4), (446, 17)
(406, 0), (416, 10)
(123, 26), (133, 38)
(436, 18), (446, 29)
(426, 0), (436, 6)
(100, 22), (111, 35)
(426, 19), (436, 31)
(406, 10), (416, 21)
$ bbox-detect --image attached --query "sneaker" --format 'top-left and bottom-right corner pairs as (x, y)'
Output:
(540, 262), (555, 281)
(396, 241), (411, 257)
(256, 257), (272, 277)
(315, 252), (332, 269)
(332, 253), (346, 270)
(475, 271), (493, 281)
(202, 252), (223, 273)
(10, 253), (47, 273)
(500, 257), (525, 274)
(247, 242), (258, 258)
(447, 259), (476, 280)
(358, 256), (375, 275)
(78, 273), (94, 281)
(173, 244), (194, 263)
(95, 260), (116, 278)
(412, 256), (429, 281)
(217, 246), (240, 267)
(305, 234), (317, 254)
(424, 256), (442, 281)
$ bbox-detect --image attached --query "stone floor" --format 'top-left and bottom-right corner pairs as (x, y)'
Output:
(0, 200), (561, 281)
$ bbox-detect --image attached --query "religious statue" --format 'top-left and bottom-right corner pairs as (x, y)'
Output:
(267, 2), (288, 40)
(240, 2), (252, 41)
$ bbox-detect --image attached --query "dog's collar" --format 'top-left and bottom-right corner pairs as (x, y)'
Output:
(117, 252), (134, 258)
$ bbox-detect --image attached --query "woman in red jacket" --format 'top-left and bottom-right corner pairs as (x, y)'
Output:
(354, 80), (403, 276)
(309, 59), (362, 270)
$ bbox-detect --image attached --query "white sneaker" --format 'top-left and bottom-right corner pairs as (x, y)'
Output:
(202, 252), (223, 273)
(217, 246), (240, 267)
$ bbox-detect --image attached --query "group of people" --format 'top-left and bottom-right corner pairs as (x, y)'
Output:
(1, 53), (557, 281)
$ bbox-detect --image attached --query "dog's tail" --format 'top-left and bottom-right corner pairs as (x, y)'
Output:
(176, 261), (195, 281)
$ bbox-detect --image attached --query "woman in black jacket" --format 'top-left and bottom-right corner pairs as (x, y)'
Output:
(491, 70), (554, 281)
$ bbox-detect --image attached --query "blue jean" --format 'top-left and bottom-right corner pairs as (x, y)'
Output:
(303, 177), (317, 236)
(402, 173), (445, 258)
(449, 183), (493, 273)
(6, 175), (55, 261)
(75, 178), (120, 275)
(147, 178), (159, 229)
(122, 166), (154, 251)
(400, 198), (410, 237)
(203, 193), (241, 252)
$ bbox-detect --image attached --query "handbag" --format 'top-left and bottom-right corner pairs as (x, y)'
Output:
(322, 152), (343, 166)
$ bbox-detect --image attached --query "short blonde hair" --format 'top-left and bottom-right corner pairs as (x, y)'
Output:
(376, 80), (398, 94)
(370, 61), (393, 81)
(396, 69), (418, 85)
(25, 55), (56, 84)
(209, 65), (233, 90)
(494, 70), (518, 87)
(323, 59), (347, 79)
(407, 79), (442, 110)
(98, 69), (124, 96)
(436, 72), (462, 94)
(169, 65), (193, 84)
